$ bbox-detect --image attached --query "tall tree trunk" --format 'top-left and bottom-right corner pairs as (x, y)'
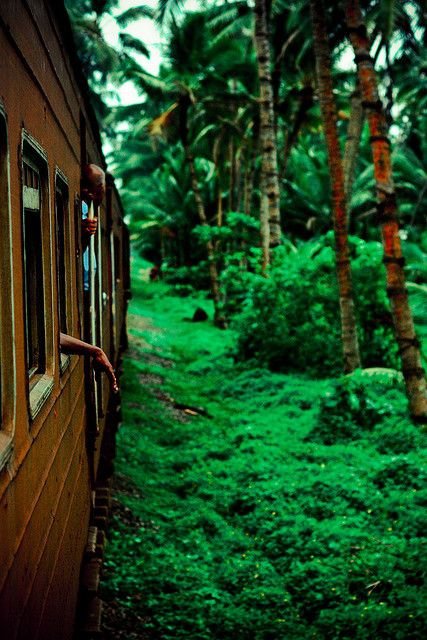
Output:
(243, 161), (253, 218)
(254, 0), (281, 259)
(180, 98), (226, 328)
(235, 146), (242, 213)
(186, 149), (226, 328)
(217, 180), (223, 227)
(310, 0), (361, 373)
(280, 82), (314, 181)
(343, 37), (384, 215)
(345, 0), (427, 420)
(213, 134), (224, 227)
(243, 115), (260, 219)
(228, 139), (236, 212)
(260, 186), (270, 273)
(343, 84), (364, 207)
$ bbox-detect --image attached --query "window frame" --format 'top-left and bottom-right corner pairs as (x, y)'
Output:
(94, 202), (104, 418)
(21, 132), (54, 422)
(23, 156), (46, 380)
(0, 108), (15, 471)
(55, 169), (72, 375)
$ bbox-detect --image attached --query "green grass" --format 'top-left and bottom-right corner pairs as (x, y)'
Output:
(102, 258), (427, 640)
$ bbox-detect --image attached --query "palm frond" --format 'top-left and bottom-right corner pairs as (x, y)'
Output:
(156, 0), (183, 24)
(119, 33), (150, 58)
(116, 5), (154, 27)
(147, 103), (179, 136)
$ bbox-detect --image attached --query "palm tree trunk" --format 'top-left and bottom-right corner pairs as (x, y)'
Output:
(243, 161), (253, 218)
(254, 0), (281, 255)
(310, 0), (361, 373)
(235, 147), (242, 213)
(260, 186), (270, 274)
(281, 83), (314, 181)
(228, 139), (234, 212)
(217, 180), (223, 227)
(345, 0), (427, 420)
(186, 149), (226, 328)
(343, 84), (364, 207)
(180, 97), (226, 328)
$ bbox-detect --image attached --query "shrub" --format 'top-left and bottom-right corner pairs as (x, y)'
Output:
(163, 263), (211, 290)
(231, 236), (399, 376)
(307, 370), (407, 444)
(372, 419), (423, 454)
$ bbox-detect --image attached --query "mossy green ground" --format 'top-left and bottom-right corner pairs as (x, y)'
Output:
(102, 259), (427, 640)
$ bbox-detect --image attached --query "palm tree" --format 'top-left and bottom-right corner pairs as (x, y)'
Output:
(345, 0), (427, 420)
(343, 83), (364, 206)
(253, 0), (282, 271)
(65, 0), (152, 126)
(120, 9), (252, 326)
(177, 94), (227, 328)
(309, 0), (361, 373)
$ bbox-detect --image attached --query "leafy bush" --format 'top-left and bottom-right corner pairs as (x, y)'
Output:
(308, 369), (407, 444)
(163, 263), (211, 290)
(372, 418), (424, 454)
(232, 236), (399, 376)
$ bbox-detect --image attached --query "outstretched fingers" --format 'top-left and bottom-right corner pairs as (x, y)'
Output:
(93, 350), (119, 393)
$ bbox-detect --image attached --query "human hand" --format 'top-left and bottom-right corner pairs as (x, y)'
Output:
(92, 348), (119, 393)
(82, 217), (98, 236)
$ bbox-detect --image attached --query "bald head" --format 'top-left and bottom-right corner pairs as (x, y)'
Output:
(81, 163), (106, 205)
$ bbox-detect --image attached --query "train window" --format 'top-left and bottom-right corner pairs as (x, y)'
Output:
(83, 196), (104, 420)
(55, 173), (71, 372)
(114, 235), (121, 286)
(110, 231), (117, 353)
(22, 135), (53, 421)
(95, 208), (104, 416)
(23, 159), (45, 378)
(0, 112), (15, 469)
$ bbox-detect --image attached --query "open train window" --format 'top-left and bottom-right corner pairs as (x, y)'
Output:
(95, 207), (104, 417)
(23, 158), (45, 378)
(22, 135), (53, 420)
(0, 111), (15, 469)
(55, 173), (71, 372)
(110, 231), (117, 354)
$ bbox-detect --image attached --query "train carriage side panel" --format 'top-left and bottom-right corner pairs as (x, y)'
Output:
(0, 1), (127, 638)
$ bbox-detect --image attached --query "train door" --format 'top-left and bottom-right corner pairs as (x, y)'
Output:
(0, 110), (14, 469)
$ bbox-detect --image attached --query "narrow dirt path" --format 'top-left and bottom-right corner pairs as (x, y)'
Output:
(101, 315), (170, 640)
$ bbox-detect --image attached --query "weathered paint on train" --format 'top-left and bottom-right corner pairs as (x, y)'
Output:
(0, 2), (129, 638)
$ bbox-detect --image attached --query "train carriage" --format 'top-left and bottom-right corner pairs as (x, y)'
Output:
(0, 1), (129, 638)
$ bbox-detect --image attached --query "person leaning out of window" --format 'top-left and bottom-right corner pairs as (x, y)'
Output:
(81, 163), (105, 288)
(59, 332), (118, 393)
(59, 163), (117, 393)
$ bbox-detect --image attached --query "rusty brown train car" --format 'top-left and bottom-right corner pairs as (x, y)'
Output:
(0, 1), (129, 638)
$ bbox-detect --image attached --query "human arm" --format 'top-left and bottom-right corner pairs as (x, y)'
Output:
(60, 332), (118, 393)
(81, 217), (98, 251)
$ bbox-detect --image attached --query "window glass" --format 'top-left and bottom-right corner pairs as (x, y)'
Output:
(95, 206), (104, 416)
(23, 159), (45, 380)
(55, 179), (69, 335)
(0, 112), (15, 466)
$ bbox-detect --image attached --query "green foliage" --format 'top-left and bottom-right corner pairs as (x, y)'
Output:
(192, 224), (233, 244)
(162, 263), (211, 291)
(232, 236), (398, 376)
(102, 274), (427, 640)
(308, 369), (407, 444)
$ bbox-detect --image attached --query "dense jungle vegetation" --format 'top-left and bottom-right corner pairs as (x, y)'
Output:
(67, 0), (427, 637)
(100, 263), (426, 640)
